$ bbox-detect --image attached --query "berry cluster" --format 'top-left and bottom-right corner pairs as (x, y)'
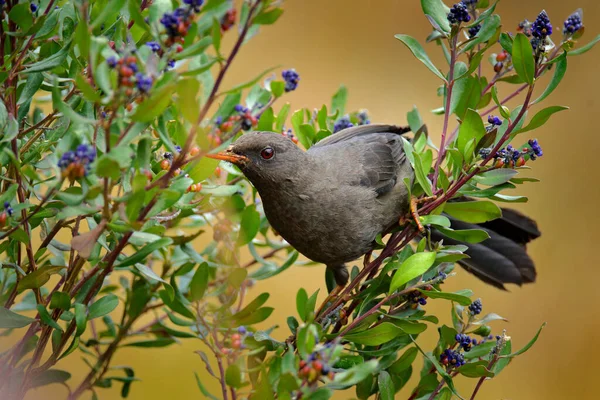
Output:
(468, 298), (483, 315)
(282, 69), (300, 92)
(357, 110), (370, 125)
(563, 12), (583, 35)
(517, 19), (532, 37)
(531, 10), (553, 39)
(146, 41), (161, 53)
(493, 50), (509, 73)
(527, 139), (543, 160)
(468, 24), (481, 38)
(440, 348), (465, 368)
(407, 290), (428, 308)
(480, 138), (543, 167)
(220, 105), (259, 132)
(58, 144), (97, 181)
(447, 2), (471, 25)
(487, 115), (502, 126)
(4, 201), (13, 217)
(222, 326), (252, 355)
(333, 116), (353, 133)
(455, 333), (478, 351)
(220, 8), (237, 32)
(282, 128), (299, 144)
(299, 352), (334, 383)
(160, 1), (204, 46)
(531, 11), (553, 52)
(106, 55), (154, 95)
(0, 201), (13, 227)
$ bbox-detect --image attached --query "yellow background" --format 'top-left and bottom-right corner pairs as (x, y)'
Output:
(16, 0), (600, 399)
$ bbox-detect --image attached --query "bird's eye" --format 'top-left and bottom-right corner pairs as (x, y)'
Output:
(260, 147), (274, 160)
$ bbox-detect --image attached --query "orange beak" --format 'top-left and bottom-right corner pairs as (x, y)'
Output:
(206, 148), (248, 165)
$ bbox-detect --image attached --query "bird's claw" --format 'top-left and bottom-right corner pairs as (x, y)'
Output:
(400, 195), (438, 233)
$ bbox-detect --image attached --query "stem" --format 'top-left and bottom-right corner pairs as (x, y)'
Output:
(433, 35), (458, 188)
(427, 378), (447, 400)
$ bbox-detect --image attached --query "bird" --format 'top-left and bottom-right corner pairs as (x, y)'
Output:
(207, 124), (540, 291)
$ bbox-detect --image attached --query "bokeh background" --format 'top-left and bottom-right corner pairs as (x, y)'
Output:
(23, 0), (600, 399)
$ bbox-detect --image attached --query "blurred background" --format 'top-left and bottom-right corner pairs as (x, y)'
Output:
(28, 0), (600, 399)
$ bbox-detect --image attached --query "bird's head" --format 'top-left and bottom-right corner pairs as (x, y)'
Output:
(207, 132), (305, 186)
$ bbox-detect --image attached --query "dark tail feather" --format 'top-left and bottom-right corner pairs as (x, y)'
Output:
(431, 208), (541, 290)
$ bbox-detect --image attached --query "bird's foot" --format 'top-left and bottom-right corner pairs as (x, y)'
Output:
(400, 195), (438, 233)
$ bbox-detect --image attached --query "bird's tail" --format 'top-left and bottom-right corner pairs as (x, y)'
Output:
(430, 208), (541, 290)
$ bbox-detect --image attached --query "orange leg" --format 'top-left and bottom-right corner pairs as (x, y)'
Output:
(400, 195), (438, 233)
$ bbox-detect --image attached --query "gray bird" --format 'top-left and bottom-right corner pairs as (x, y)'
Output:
(208, 124), (540, 290)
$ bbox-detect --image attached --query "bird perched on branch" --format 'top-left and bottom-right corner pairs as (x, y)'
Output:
(208, 124), (540, 291)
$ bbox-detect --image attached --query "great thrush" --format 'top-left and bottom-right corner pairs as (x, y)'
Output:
(208, 124), (540, 290)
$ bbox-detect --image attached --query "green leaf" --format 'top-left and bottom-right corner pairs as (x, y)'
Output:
(254, 8), (284, 25)
(331, 85), (347, 116)
(176, 78), (200, 123)
(458, 361), (495, 378)
(407, 106), (423, 134)
(391, 320), (427, 334)
(420, 215), (451, 228)
(418, 289), (471, 306)
(237, 205), (260, 246)
(457, 109), (486, 156)
(329, 360), (378, 389)
(23, 43), (71, 73)
(88, 294), (119, 320)
(512, 33), (535, 85)
(395, 34), (447, 82)
(50, 292), (71, 310)
(436, 226), (490, 243)
(535, 52), (567, 104)
(514, 106), (569, 134)
(568, 34), (600, 56)
(499, 32), (513, 54)
(8, 3), (34, 32)
(134, 263), (166, 283)
(189, 157), (221, 182)
(36, 305), (63, 332)
(443, 200), (501, 223)
(212, 18), (222, 53)
(124, 338), (176, 347)
(412, 152), (433, 196)
(473, 169), (517, 186)
(18, 265), (65, 293)
(132, 84), (176, 123)
(296, 288), (308, 321)
(257, 107), (274, 131)
(31, 369), (71, 389)
(421, 0), (451, 33)
(290, 109), (308, 148)
(235, 307), (273, 326)
(389, 347), (418, 374)
(115, 238), (173, 268)
(472, 312), (507, 325)
(232, 292), (269, 322)
(389, 252), (437, 293)
(225, 364), (243, 388)
(378, 371), (395, 400)
(190, 262), (209, 301)
(74, 303), (87, 336)
(0, 307), (35, 328)
(505, 322), (546, 357)
(18, 73), (44, 105)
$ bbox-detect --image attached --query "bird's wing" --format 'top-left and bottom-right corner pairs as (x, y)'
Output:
(308, 125), (411, 196)
(310, 124), (411, 148)
(430, 210), (540, 290)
